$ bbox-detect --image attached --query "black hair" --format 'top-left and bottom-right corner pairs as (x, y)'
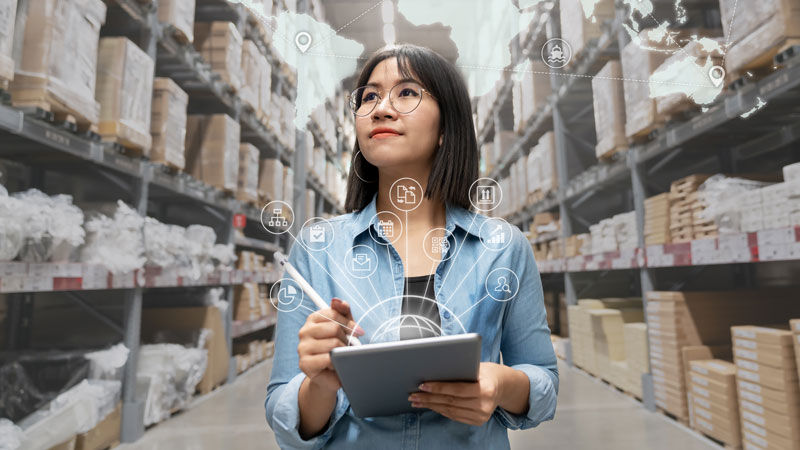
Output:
(344, 44), (479, 212)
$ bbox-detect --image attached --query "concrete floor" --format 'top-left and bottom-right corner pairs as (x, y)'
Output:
(118, 359), (720, 450)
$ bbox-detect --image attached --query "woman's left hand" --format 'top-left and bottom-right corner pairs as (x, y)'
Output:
(408, 362), (506, 426)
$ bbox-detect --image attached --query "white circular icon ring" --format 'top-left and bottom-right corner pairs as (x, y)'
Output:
(422, 227), (457, 263)
(470, 177), (503, 212)
(541, 38), (572, 69)
(261, 200), (294, 235)
(301, 217), (334, 251)
(389, 177), (424, 212)
(270, 278), (305, 312)
(478, 217), (514, 252)
(485, 268), (519, 302)
(344, 244), (379, 279)
(368, 211), (403, 246)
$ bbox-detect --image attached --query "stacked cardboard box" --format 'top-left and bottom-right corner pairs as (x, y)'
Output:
(621, 32), (669, 140)
(150, 77), (189, 170)
(194, 21), (243, 92)
(559, 294), (569, 338)
(239, 40), (261, 112)
(720, 0), (800, 76)
(0, 0), (17, 86)
(10, 0), (107, 127)
(669, 175), (711, 243)
(614, 212), (638, 251)
(623, 323), (649, 398)
(559, 0), (615, 60)
(511, 61), (552, 133)
(732, 326), (800, 450)
(96, 37), (155, 155)
(237, 144), (260, 205)
(531, 132), (558, 201)
(688, 360), (741, 447)
(592, 61), (628, 159)
(158, 0), (196, 43)
(185, 114), (241, 192)
(234, 340), (275, 374)
(645, 193), (672, 245)
(530, 212), (560, 242)
(647, 290), (800, 423)
(234, 283), (270, 322)
(305, 188), (316, 220)
(544, 292), (559, 333)
(258, 158), (284, 203)
(569, 298), (643, 376)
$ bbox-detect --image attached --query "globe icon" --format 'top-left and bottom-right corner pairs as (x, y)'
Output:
(370, 314), (443, 343)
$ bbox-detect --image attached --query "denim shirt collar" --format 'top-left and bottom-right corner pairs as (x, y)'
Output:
(348, 193), (484, 243)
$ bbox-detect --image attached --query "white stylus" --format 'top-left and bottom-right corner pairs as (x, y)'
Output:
(274, 252), (362, 346)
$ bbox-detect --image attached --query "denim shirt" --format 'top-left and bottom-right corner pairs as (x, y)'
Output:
(265, 194), (558, 449)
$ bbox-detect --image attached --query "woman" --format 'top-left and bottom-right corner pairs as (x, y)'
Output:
(265, 44), (558, 449)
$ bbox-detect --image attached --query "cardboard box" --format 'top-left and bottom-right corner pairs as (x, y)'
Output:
(258, 158), (283, 203)
(740, 404), (800, 443)
(185, 114), (241, 192)
(559, 0), (615, 58)
(194, 21), (243, 91)
(158, 0), (196, 43)
(10, 0), (106, 125)
(742, 419), (800, 450)
(733, 326), (795, 347)
(96, 37), (154, 154)
(734, 344), (797, 370)
(739, 378), (800, 416)
(0, 0), (17, 83)
(736, 359), (799, 392)
(142, 306), (230, 394)
(511, 61), (551, 132)
(592, 61), (628, 159)
(237, 143), (260, 204)
(151, 77), (188, 170)
(75, 403), (121, 450)
(257, 53), (272, 123)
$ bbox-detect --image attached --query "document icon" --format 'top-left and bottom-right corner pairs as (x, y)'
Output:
(396, 185), (416, 204)
(310, 225), (326, 243)
(352, 253), (371, 272)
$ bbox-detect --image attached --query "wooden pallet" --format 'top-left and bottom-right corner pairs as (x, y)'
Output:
(657, 407), (690, 427)
(597, 144), (628, 162)
(99, 120), (151, 157)
(153, 160), (183, 174)
(696, 431), (741, 450)
(11, 87), (99, 134)
(730, 40), (800, 82)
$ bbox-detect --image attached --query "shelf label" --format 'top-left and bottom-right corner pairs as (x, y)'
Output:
(233, 214), (247, 229)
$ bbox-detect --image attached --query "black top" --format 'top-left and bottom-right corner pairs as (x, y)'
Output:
(400, 274), (441, 340)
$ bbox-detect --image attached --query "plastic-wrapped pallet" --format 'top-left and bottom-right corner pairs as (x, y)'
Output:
(559, 0), (615, 59)
(537, 132), (558, 196)
(137, 343), (208, 426)
(720, 0), (800, 75)
(0, 0), (17, 85)
(621, 32), (669, 140)
(258, 158), (283, 203)
(10, 0), (107, 127)
(258, 53), (272, 124)
(240, 40), (261, 112)
(194, 21), (243, 91)
(592, 61), (627, 160)
(150, 77), (189, 170)
(511, 61), (552, 132)
(613, 212), (638, 251)
(185, 114), (241, 192)
(96, 37), (155, 155)
(158, 0), (196, 43)
(694, 175), (773, 234)
(237, 143), (259, 205)
(81, 201), (145, 273)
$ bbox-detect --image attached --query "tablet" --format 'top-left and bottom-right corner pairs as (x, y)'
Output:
(330, 333), (481, 418)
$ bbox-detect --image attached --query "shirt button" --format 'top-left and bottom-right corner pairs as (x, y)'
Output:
(443, 311), (451, 320)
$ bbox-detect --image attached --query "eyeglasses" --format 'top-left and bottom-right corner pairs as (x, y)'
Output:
(349, 81), (435, 117)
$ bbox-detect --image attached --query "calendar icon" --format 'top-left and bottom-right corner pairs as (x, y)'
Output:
(379, 220), (394, 238)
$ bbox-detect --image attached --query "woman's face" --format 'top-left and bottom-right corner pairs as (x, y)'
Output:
(355, 57), (441, 173)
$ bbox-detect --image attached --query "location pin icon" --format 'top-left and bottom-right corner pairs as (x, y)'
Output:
(295, 31), (312, 54)
(709, 65), (725, 88)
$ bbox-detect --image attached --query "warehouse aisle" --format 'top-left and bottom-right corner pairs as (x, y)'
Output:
(119, 359), (719, 449)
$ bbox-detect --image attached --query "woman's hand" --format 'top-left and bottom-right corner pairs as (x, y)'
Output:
(407, 362), (529, 426)
(297, 298), (364, 394)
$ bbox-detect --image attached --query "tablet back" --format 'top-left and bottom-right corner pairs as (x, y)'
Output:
(330, 333), (481, 418)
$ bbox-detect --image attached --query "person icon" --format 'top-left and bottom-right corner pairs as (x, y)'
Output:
(494, 276), (511, 294)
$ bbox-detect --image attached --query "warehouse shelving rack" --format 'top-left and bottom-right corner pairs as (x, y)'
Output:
(0, 0), (346, 443)
(478, 0), (800, 415)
